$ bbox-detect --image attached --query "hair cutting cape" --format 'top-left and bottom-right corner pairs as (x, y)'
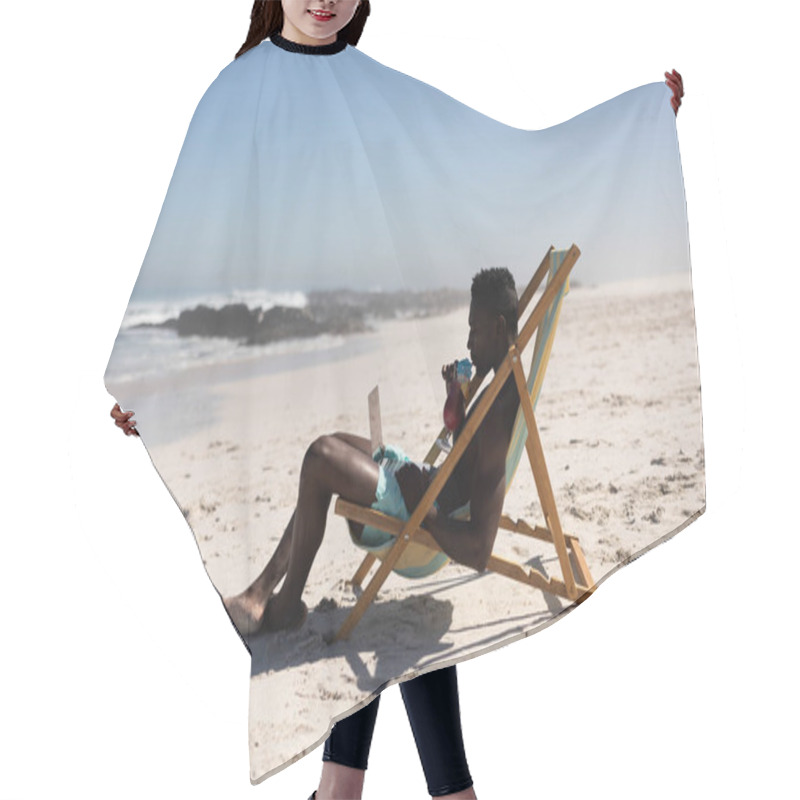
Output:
(104, 35), (704, 785)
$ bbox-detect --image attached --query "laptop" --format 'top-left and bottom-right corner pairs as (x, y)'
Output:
(368, 385), (383, 457)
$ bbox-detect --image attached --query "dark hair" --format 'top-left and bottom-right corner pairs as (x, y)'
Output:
(471, 267), (518, 341)
(236, 1), (372, 59)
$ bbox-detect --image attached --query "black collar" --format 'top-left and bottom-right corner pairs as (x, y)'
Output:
(270, 32), (348, 55)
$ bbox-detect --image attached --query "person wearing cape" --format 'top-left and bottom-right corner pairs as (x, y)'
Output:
(106, 0), (694, 790)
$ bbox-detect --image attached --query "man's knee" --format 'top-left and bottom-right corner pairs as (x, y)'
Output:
(302, 435), (336, 476)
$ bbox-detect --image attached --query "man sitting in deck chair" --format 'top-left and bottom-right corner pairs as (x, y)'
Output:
(224, 268), (521, 635)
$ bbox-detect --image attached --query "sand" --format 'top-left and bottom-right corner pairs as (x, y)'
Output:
(132, 270), (704, 782)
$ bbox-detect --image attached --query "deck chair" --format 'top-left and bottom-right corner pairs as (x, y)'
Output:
(333, 245), (595, 641)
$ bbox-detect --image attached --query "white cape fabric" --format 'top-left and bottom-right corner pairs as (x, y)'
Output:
(104, 36), (704, 783)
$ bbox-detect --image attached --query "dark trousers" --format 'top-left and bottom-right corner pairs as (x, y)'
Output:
(323, 664), (473, 797)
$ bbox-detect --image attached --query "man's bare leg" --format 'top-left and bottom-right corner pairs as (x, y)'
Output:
(224, 433), (375, 635)
(330, 431), (374, 456)
(262, 433), (381, 631)
(223, 508), (297, 635)
(225, 433), (380, 634)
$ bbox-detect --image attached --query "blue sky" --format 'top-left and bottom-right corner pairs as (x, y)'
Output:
(129, 41), (687, 303)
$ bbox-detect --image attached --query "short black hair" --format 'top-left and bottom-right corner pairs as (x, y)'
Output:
(471, 267), (518, 340)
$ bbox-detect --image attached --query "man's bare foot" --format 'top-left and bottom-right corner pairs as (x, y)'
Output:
(262, 593), (308, 633)
(223, 591), (268, 636)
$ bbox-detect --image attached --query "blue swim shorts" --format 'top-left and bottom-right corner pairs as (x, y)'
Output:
(352, 443), (440, 549)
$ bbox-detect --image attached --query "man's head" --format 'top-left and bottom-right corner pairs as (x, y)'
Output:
(467, 267), (518, 375)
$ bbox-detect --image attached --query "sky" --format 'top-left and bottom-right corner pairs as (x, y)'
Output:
(1, 1), (797, 799)
(126, 30), (687, 303)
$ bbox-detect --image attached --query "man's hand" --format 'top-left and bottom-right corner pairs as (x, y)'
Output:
(395, 462), (436, 522)
(110, 402), (139, 437)
(441, 360), (458, 394)
(665, 69), (684, 116)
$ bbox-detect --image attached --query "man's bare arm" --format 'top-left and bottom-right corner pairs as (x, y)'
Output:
(423, 511), (487, 572)
(423, 411), (508, 572)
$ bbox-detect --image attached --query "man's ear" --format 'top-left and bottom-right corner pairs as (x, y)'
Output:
(496, 313), (508, 339)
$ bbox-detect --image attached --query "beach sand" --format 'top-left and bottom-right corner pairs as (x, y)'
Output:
(129, 271), (704, 782)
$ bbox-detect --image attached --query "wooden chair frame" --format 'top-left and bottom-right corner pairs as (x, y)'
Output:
(333, 245), (595, 641)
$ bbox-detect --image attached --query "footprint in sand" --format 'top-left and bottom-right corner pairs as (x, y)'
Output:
(643, 507), (664, 524)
